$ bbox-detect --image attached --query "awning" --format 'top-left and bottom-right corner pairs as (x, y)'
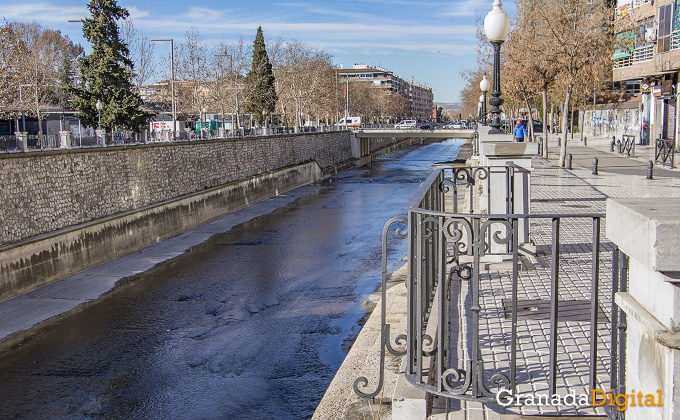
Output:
(612, 31), (634, 60)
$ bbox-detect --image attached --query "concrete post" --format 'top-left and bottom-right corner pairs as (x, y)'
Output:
(59, 131), (71, 148)
(606, 198), (680, 420)
(479, 141), (538, 250)
(95, 129), (106, 147)
(16, 132), (28, 152)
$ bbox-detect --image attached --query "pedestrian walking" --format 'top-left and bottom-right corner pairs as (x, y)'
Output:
(513, 121), (527, 142)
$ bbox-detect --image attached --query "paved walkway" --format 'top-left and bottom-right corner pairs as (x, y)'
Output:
(431, 135), (680, 419)
(543, 133), (680, 178)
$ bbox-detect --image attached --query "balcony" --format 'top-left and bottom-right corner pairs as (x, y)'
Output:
(613, 30), (680, 79)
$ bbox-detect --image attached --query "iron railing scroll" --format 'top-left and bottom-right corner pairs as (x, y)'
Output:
(353, 216), (408, 400)
(353, 162), (622, 417)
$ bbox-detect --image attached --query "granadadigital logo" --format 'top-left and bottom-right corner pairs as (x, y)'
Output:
(496, 389), (663, 412)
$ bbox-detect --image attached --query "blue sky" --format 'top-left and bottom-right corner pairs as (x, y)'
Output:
(0, 1), (517, 103)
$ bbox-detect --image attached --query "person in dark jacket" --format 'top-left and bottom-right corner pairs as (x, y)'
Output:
(513, 121), (528, 142)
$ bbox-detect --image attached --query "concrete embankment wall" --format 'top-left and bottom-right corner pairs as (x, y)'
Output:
(0, 132), (422, 301)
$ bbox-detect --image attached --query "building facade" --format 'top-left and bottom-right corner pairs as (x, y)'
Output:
(611, 0), (680, 146)
(338, 65), (434, 120)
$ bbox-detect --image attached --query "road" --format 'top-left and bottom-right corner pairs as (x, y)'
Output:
(0, 139), (463, 420)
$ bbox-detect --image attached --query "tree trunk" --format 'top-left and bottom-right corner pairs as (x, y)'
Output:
(522, 92), (535, 141)
(559, 86), (573, 167)
(542, 86), (548, 159)
(580, 107), (585, 143)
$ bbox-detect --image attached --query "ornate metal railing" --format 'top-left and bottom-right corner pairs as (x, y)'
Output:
(0, 135), (17, 151)
(354, 164), (625, 418)
(655, 137), (675, 168)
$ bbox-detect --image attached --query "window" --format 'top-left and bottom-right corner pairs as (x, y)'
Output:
(636, 16), (655, 46)
(625, 80), (641, 94)
(657, 3), (673, 53)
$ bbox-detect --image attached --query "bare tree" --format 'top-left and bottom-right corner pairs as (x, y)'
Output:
(4, 21), (82, 134)
(121, 18), (156, 89)
(175, 27), (209, 119)
(529, 0), (614, 166)
(275, 41), (334, 128)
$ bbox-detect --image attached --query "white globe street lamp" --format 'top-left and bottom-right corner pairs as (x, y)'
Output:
(484, 0), (511, 134)
(95, 100), (102, 129)
(479, 75), (490, 125)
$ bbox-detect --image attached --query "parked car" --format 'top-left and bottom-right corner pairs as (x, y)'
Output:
(395, 119), (417, 129)
(520, 119), (543, 133)
(420, 122), (436, 130)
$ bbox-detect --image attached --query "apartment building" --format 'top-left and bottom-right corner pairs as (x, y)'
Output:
(337, 65), (434, 120)
(611, 0), (680, 145)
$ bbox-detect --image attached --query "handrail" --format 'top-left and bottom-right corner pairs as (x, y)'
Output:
(355, 163), (614, 410)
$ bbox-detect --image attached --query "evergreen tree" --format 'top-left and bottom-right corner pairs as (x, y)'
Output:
(71, 0), (150, 131)
(245, 27), (277, 126)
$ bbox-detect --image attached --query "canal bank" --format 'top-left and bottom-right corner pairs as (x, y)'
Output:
(0, 138), (465, 419)
(0, 133), (428, 303)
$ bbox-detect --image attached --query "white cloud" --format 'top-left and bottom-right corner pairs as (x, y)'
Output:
(2, 3), (88, 22)
(442, 0), (482, 17)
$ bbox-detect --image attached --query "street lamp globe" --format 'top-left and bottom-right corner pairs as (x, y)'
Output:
(484, 0), (511, 134)
(95, 99), (102, 129)
(479, 76), (490, 126)
(479, 75), (490, 93)
(484, 0), (511, 42)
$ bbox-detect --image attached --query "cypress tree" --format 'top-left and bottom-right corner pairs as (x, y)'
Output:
(245, 26), (277, 126)
(71, 0), (151, 131)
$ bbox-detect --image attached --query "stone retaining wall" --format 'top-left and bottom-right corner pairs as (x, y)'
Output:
(0, 132), (432, 301)
(0, 132), (353, 245)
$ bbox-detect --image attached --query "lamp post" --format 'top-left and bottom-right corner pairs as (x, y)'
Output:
(95, 99), (103, 146)
(478, 95), (484, 125)
(95, 99), (102, 128)
(479, 75), (490, 125)
(151, 39), (176, 140)
(484, 0), (511, 134)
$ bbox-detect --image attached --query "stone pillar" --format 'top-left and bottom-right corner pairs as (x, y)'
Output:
(350, 131), (360, 158)
(16, 132), (28, 152)
(95, 129), (106, 147)
(479, 141), (538, 251)
(59, 131), (71, 148)
(606, 198), (680, 420)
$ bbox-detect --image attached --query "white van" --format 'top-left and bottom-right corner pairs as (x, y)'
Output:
(395, 120), (417, 129)
(339, 117), (362, 127)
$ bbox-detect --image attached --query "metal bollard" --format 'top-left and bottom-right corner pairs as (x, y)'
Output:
(538, 137), (543, 156)
(610, 139), (615, 152)
(566, 153), (572, 170)
(617, 140), (622, 154)
(584, 136), (587, 146)
(592, 157), (598, 175)
(647, 160), (654, 180)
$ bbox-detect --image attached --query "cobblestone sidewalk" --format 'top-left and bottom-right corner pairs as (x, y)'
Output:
(432, 156), (680, 419)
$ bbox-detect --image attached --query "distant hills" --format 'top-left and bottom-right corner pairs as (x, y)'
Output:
(435, 102), (463, 111)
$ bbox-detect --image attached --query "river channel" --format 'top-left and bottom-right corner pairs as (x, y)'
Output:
(0, 138), (463, 419)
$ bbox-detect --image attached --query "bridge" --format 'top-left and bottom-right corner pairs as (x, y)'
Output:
(353, 128), (475, 139)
